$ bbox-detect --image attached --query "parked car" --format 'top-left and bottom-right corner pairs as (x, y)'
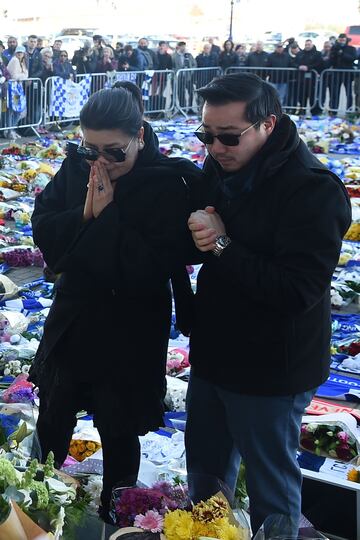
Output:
(345, 25), (360, 47)
(296, 31), (332, 50)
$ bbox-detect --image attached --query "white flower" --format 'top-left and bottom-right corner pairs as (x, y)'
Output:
(331, 292), (344, 306)
(21, 365), (30, 374)
(305, 423), (318, 433)
(51, 506), (65, 538)
(84, 476), (103, 512)
(3, 368), (10, 376)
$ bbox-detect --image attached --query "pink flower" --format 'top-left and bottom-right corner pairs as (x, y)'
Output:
(167, 358), (182, 372)
(337, 431), (350, 444)
(134, 510), (164, 533)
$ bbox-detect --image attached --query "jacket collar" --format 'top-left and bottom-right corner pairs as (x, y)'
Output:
(207, 114), (300, 199)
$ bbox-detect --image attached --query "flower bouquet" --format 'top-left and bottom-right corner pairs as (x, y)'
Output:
(110, 481), (249, 540)
(300, 412), (360, 462)
(0, 452), (89, 538)
(166, 349), (189, 377)
(331, 282), (357, 308)
(111, 479), (190, 529)
(69, 439), (102, 462)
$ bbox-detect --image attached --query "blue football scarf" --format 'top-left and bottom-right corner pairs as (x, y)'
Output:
(316, 373), (360, 401)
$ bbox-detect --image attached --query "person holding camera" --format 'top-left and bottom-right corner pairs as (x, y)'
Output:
(329, 33), (357, 112)
(72, 40), (95, 75)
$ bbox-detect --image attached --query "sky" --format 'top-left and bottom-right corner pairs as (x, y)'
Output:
(0, 0), (358, 39)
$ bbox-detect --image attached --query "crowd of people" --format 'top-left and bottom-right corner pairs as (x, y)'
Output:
(0, 31), (357, 137)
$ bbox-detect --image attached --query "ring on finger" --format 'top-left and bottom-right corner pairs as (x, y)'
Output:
(97, 184), (105, 192)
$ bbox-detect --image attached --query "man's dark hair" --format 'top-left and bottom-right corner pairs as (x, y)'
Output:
(80, 83), (143, 134)
(28, 34), (37, 40)
(54, 39), (62, 44)
(177, 41), (186, 47)
(197, 73), (282, 126)
(159, 40), (167, 47)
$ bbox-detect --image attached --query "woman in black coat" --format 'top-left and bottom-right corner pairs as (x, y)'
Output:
(219, 40), (239, 71)
(29, 81), (202, 519)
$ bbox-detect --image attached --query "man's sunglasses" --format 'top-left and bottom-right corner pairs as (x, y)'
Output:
(77, 138), (134, 163)
(194, 121), (259, 146)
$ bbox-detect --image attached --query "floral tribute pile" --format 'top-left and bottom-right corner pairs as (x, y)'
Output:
(111, 478), (247, 540)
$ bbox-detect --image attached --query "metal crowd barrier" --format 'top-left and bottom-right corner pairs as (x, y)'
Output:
(0, 68), (358, 137)
(43, 73), (107, 127)
(175, 67), (222, 116)
(319, 69), (359, 114)
(0, 77), (43, 135)
(225, 66), (320, 113)
(107, 69), (175, 116)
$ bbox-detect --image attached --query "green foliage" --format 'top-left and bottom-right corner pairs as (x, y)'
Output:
(0, 495), (10, 524)
(235, 462), (247, 510)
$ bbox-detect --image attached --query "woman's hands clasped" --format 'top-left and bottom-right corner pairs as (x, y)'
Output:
(83, 162), (114, 221)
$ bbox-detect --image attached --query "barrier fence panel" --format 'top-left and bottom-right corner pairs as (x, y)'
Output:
(175, 67), (222, 116)
(107, 70), (175, 115)
(0, 78), (43, 135)
(43, 73), (106, 127)
(225, 66), (320, 113)
(319, 69), (359, 114)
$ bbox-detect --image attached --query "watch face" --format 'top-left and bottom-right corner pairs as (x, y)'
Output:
(217, 236), (228, 247)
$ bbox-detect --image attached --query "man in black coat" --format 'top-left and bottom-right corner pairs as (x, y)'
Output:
(296, 39), (322, 115)
(23, 34), (43, 130)
(329, 33), (357, 111)
(267, 43), (292, 105)
(186, 73), (351, 536)
(246, 40), (269, 80)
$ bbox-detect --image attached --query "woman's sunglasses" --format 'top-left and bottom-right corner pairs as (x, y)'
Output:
(77, 138), (134, 163)
(194, 121), (259, 146)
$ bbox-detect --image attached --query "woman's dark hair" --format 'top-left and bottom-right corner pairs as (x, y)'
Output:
(223, 39), (234, 50)
(197, 72), (282, 126)
(80, 82), (143, 134)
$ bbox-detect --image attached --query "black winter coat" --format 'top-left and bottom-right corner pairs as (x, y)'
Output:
(30, 122), (202, 435)
(267, 51), (292, 82)
(195, 53), (219, 68)
(219, 51), (239, 70)
(330, 43), (357, 69)
(189, 115), (351, 396)
(246, 51), (269, 68)
(156, 52), (173, 70)
(26, 49), (43, 79)
(296, 47), (323, 72)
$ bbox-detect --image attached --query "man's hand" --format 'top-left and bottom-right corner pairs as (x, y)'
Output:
(188, 206), (226, 252)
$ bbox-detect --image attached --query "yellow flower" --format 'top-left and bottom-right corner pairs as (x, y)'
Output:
(86, 441), (96, 451)
(164, 510), (194, 540)
(78, 443), (86, 453)
(218, 521), (244, 540)
(84, 451), (93, 457)
(347, 468), (360, 482)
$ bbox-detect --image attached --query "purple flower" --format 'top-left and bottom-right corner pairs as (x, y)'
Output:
(337, 431), (350, 444)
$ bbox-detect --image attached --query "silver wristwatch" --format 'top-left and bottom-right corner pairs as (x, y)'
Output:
(212, 235), (232, 257)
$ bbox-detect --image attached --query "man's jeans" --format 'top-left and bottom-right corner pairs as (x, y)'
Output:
(185, 374), (315, 535)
